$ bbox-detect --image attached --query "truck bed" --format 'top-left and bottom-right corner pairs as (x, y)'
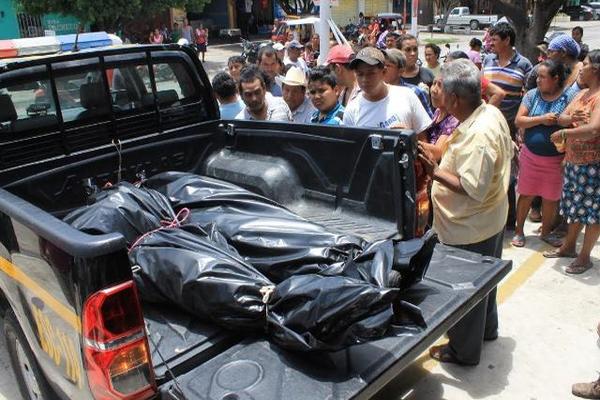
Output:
(144, 242), (511, 400)
(286, 199), (398, 242)
(142, 199), (399, 382)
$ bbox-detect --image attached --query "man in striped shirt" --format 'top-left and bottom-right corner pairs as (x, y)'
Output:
(482, 22), (532, 230)
(483, 23), (533, 137)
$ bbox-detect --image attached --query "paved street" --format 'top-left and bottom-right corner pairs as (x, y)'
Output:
(200, 20), (600, 81)
(0, 20), (599, 400)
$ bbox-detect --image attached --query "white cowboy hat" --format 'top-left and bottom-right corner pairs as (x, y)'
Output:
(276, 66), (307, 87)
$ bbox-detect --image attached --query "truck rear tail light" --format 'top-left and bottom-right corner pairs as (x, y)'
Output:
(83, 281), (156, 400)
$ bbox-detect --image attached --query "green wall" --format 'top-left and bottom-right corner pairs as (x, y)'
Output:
(42, 13), (82, 35)
(0, 0), (20, 39)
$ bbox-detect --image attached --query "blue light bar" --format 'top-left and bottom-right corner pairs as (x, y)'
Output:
(58, 32), (113, 52)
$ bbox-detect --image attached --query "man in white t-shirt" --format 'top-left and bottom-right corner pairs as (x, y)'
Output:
(343, 47), (432, 131)
(284, 40), (309, 75)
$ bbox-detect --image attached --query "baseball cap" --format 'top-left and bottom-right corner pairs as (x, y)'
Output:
(548, 35), (580, 58)
(286, 40), (304, 49)
(276, 66), (307, 87)
(325, 44), (354, 65)
(273, 42), (284, 51)
(349, 47), (385, 69)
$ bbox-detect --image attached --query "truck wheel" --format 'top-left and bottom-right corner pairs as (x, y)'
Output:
(4, 311), (58, 400)
(470, 20), (479, 30)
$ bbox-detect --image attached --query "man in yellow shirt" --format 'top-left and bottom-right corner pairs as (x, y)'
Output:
(419, 59), (513, 365)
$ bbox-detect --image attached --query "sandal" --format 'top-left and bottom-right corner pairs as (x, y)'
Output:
(565, 260), (594, 275)
(551, 229), (567, 239)
(429, 344), (478, 366)
(540, 234), (562, 248)
(543, 249), (577, 258)
(537, 226), (567, 239)
(511, 234), (526, 247)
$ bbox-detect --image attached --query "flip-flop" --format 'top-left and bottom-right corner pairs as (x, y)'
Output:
(540, 234), (562, 248)
(429, 344), (478, 366)
(511, 234), (525, 247)
(543, 249), (577, 258)
(565, 261), (594, 275)
(536, 226), (567, 239)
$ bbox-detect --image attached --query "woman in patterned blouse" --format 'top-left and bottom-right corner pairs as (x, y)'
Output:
(418, 76), (459, 161)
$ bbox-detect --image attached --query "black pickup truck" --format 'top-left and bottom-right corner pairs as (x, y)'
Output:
(0, 44), (511, 400)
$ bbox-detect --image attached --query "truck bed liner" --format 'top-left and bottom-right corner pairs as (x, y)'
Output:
(286, 199), (398, 242)
(152, 244), (511, 400)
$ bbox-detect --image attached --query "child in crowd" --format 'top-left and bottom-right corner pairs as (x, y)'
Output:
(307, 66), (344, 125)
(467, 38), (483, 69)
(227, 56), (246, 83)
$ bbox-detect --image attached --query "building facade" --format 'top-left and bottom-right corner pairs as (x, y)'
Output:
(1, 0), (83, 40)
(331, 0), (393, 25)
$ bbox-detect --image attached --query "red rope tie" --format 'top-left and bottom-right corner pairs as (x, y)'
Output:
(128, 208), (191, 253)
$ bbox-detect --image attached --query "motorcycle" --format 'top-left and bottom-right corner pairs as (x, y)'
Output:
(343, 23), (360, 41)
(240, 38), (260, 64)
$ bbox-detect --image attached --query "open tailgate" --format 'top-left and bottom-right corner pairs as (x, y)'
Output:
(159, 243), (511, 400)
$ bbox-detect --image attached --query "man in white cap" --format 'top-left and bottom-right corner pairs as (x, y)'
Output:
(284, 40), (309, 75)
(273, 42), (285, 62)
(279, 66), (316, 124)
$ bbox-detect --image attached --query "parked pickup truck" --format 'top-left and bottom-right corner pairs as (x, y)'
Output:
(435, 7), (498, 30)
(0, 42), (511, 400)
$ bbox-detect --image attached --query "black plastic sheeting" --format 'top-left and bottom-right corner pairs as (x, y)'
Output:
(65, 174), (436, 351)
(144, 172), (367, 283)
(63, 182), (175, 244)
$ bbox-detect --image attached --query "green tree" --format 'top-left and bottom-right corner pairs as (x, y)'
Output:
(433, 0), (461, 28)
(277, 0), (314, 16)
(493, 0), (567, 61)
(17, 0), (213, 30)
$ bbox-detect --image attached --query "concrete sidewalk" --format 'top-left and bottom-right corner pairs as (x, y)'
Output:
(374, 220), (600, 400)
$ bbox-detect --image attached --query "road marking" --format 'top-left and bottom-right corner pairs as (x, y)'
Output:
(497, 249), (547, 304)
(0, 257), (81, 332)
(391, 245), (550, 391)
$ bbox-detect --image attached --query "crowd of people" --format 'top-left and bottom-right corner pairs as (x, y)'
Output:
(144, 19), (209, 61)
(209, 21), (600, 399)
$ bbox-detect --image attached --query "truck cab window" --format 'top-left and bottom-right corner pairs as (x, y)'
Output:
(55, 69), (110, 123)
(0, 79), (59, 136)
(152, 62), (197, 108)
(105, 64), (153, 112)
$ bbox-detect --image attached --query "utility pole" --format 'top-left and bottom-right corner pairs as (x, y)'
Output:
(411, 0), (419, 36)
(318, 0), (330, 65)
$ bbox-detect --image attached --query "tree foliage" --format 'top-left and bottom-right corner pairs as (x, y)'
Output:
(493, 0), (567, 61)
(433, 0), (461, 26)
(277, 0), (314, 16)
(17, 0), (213, 29)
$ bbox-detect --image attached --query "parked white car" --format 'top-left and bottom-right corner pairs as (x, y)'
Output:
(435, 7), (498, 30)
(588, 2), (600, 19)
